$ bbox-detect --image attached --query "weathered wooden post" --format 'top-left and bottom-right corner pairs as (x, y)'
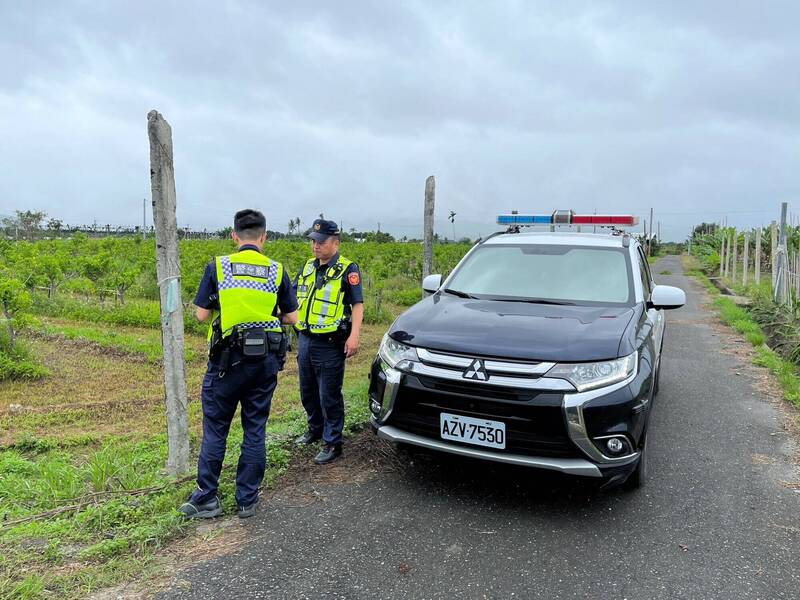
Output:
(742, 232), (750, 286)
(422, 175), (435, 283)
(755, 228), (761, 285)
(147, 110), (190, 476)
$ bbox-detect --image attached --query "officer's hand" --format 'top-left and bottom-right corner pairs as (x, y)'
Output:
(344, 334), (360, 358)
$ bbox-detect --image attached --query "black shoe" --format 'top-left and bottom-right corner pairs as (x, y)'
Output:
(314, 443), (343, 465)
(178, 496), (222, 519)
(295, 430), (322, 445)
(238, 499), (259, 519)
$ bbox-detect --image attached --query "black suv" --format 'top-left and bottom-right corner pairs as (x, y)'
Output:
(368, 228), (685, 488)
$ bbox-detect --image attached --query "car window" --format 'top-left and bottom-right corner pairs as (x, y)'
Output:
(445, 244), (634, 306)
(637, 248), (652, 297)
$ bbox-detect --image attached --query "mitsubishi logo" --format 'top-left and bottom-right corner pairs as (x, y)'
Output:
(462, 359), (489, 381)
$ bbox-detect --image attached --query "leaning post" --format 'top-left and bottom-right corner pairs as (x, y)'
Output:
(147, 110), (190, 476)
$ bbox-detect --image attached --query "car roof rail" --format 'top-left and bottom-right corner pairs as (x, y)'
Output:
(476, 230), (510, 244)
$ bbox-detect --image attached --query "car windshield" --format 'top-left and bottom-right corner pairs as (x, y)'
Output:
(445, 244), (634, 306)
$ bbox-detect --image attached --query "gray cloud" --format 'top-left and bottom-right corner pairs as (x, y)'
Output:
(1, 0), (799, 241)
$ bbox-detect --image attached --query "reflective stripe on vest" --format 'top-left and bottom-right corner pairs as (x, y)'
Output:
(212, 251), (283, 338)
(295, 256), (353, 334)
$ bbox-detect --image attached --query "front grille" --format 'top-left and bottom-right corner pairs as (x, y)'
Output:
(390, 375), (580, 458)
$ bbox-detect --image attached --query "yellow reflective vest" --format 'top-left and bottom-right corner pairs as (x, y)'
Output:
(210, 249), (283, 339)
(295, 256), (353, 334)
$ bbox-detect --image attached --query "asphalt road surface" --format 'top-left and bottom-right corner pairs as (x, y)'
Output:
(158, 255), (799, 600)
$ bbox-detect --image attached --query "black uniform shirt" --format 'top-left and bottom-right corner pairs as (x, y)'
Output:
(193, 245), (298, 315)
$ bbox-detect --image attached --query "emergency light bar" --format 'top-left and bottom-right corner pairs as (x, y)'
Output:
(497, 210), (638, 227)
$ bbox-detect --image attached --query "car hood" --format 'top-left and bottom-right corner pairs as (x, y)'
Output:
(389, 294), (636, 362)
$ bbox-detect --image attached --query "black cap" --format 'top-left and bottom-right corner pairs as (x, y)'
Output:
(308, 219), (340, 242)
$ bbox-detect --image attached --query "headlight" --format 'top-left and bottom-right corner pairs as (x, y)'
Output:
(546, 351), (637, 392)
(378, 334), (419, 371)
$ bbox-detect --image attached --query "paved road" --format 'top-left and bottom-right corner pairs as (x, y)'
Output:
(159, 256), (799, 600)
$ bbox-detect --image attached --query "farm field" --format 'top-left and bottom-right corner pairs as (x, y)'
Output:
(0, 238), (471, 599)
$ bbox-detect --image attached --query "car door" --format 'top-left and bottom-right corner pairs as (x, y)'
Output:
(636, 247), (664, 368)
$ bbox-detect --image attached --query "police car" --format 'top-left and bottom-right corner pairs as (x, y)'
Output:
(368, 210), (685, 489)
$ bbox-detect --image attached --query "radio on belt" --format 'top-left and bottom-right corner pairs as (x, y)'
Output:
(496, 210), (639, 227)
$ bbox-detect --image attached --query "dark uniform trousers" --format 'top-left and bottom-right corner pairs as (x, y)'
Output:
(192, 350), (279, 507)
(297, 333), (346, 445)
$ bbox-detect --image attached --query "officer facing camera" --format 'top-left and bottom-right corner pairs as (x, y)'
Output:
(179, 209), (298, 520)
(293, 218), (364, 465)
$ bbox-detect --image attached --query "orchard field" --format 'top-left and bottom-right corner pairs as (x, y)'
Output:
(0, 236), (470, 599)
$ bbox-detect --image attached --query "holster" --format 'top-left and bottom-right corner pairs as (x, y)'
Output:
(208, 316), (224, 358)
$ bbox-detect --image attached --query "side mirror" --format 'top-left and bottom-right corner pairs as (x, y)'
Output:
(649, 285), (685, 310)
(422, 274), (442, 294)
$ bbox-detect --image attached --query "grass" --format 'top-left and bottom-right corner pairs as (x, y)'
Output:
(753, 346), (800, 407)
(0, 319), (386, 599)
(30, 293), (208, 336)
(28, 317), (204, 363)
(0, 344), (48, 382)
(713, 296), (767, 346)
(683, 255), (800, 410)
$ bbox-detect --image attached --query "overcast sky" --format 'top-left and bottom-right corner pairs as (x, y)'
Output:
(1, 1), (798, 241)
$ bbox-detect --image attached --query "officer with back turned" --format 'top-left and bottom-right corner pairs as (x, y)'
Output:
(179, 209), (298, 519)
(294, 219), (364, 464)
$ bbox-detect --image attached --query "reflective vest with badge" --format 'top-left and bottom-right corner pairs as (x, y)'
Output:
(295, 256), (353, 334)
(209, 250), (284, 342)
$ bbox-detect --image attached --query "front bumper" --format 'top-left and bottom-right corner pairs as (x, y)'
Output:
(375, 424), (603, 477)
(369, 354), (651, 477)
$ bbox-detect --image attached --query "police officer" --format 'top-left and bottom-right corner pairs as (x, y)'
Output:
(294, 219), (364, 464)
(179, 209), (298, 519)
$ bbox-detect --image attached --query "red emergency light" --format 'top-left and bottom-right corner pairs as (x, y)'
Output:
(571, 215), (639, 226)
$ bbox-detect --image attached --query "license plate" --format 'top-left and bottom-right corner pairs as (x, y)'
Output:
(440, 412), (506, 449)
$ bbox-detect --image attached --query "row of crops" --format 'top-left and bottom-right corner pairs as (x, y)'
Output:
(0, 235), (472, 379)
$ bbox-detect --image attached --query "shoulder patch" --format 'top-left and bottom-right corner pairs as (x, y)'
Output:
(347, 272), (360, 286)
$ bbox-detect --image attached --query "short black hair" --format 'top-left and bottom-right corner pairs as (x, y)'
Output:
(234, 209), (266, 240)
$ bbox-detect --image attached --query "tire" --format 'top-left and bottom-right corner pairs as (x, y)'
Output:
(625, 432), (648, 489)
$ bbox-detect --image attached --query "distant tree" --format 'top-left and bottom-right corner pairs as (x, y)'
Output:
(5, 210), (48, 241)
(46, 218), (63, 233)
(693, 222), (717, 237)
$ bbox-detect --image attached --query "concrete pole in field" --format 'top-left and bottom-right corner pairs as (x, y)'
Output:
(648, 207), (654, 256)
(422, 175), (435, 284)
(774, 203), (788, 304)
(771, 221), (778, 288)
(731, 230), (738, 284)
(720, 232), (726, 277)
(147, 110), (190, 477)
(755, 228), (762, 285)
(743, 232), (750, 286)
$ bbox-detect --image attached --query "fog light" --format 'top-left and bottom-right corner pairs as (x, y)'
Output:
(370, 400), (381, 415)
(606, 437), (624, 454)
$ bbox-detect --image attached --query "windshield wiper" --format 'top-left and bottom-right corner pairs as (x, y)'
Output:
(442, 288), (478, 299)
(491, 297), (575, 305)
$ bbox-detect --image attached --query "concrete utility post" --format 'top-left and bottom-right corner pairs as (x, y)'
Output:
(743, 232), (750, 286)
(147, 110), (190, 477)
(422, 175), (435, 283)
(755, 228), (762, 285)
(775, 203), (789, 304)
